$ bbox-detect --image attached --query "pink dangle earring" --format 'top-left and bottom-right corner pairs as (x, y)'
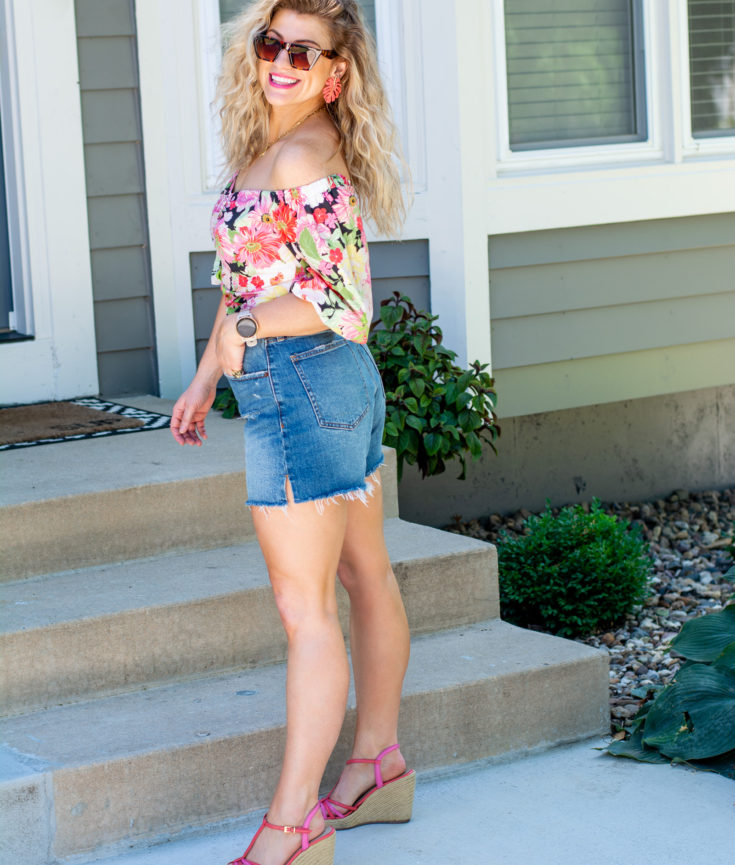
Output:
(323, 73), (342, 103)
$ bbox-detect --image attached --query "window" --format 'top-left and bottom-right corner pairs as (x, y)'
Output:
(503, 0), (647, 150)
(219, 0), (376, 32)
(0, 108), (12, 332)
(688, 0), (735, 137)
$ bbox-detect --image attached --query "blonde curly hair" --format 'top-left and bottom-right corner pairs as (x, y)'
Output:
(217, 0), (408, 236)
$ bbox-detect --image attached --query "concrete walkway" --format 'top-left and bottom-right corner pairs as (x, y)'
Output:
(89, 736), (733, 865)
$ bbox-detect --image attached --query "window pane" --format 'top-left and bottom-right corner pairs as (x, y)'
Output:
(504, 0), (647, 151)
(219, 0), (376, 33)
(219, 0), (245, 23)
(688, 0), (735, 137)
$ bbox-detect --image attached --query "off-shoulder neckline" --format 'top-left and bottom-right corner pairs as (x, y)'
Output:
(227, 172), (352, 195)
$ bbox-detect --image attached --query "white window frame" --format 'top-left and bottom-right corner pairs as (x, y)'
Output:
(677, 0), (735, 159)
(196, 0), (426, 193)
(0, 0), (98, 404)
(0, 0), (33, 335)
(492, 0), (664, 174)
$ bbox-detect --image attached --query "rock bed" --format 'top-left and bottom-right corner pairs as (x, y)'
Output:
(447, 489), (734, 731)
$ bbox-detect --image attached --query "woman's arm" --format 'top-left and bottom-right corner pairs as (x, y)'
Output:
(171, 296), (229, 446)
(172, 293), (325, 446)
(215, 293), (326, 374)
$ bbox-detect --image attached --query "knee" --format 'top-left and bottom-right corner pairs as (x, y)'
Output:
(271, 581), (338, 638)
(337, 554), (393, 596)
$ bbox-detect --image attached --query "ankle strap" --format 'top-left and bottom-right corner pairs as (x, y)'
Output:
(262, 802), (321, 852)
(345, 743), (400, 789)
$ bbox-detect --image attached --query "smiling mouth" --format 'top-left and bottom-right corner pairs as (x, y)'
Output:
(269, 73), (299, 88)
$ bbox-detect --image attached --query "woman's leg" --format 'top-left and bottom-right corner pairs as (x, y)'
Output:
(329, 472), (411, 805)
(245, 487), (349, 865)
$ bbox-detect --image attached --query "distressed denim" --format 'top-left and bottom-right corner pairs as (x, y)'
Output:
(227, 330), (385, 508)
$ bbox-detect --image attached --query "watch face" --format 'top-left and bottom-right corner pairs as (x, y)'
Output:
(236, 316), (257, 339)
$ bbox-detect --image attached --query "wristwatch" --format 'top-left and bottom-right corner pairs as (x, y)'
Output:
(235, 312), (259, 347)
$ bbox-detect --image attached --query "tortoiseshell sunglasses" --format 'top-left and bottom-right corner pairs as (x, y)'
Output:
(254, 32), (337, 71)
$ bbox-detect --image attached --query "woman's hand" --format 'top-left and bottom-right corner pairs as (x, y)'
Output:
(171, 379), (218, 446)
(215, 314), (246, 377)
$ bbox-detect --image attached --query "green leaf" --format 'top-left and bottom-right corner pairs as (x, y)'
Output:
(409, 377), (426, 398)
(297, 228), (320, 263)
(405, 415), (425, 432)
(642, 664), (735, 760)
(404, 397), (419, 414)
(424, 432), (442, 456)
(671, 604), (735, 661)
(714, 642), (735, 672)
(606, 728), (672, 763)
(384, 421), (399, 437)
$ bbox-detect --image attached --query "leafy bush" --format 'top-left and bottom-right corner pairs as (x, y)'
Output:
(368, 293), (499, 480)
(607, 568), (735, 779)
(213, 386), (239, 419)
(497, 498), (652, 638)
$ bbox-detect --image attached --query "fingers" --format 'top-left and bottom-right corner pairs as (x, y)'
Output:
(171, 401), (204, 446)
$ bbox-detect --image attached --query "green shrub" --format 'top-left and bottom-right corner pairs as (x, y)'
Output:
(213, 386), (239, 419)
(368, 293), (500, 480)
(497, 498), (652, 639)
(607, 569), (735, 779)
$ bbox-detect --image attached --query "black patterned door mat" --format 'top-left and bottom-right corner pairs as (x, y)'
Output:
(0, 397), (171, 450)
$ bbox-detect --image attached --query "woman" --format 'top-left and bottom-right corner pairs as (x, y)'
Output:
(170, 2), (413, 864)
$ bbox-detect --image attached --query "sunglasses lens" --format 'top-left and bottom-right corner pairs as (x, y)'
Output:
(288, 45), (314, 70)
(255, 34), (280, 62)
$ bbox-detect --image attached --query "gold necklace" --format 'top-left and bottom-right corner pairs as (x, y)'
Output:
(258, 105), (326, 159)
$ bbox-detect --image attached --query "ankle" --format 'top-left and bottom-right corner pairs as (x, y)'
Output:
(267, 800), (323, 832)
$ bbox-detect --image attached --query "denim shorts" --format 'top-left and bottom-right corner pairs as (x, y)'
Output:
(226, 330), (386, 508)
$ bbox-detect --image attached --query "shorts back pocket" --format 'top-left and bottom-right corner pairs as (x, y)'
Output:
(290, 340), (369, 430)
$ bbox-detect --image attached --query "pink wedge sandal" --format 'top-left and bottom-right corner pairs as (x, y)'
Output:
(319, 743), (416, 830)
(227, 802), (335, 865)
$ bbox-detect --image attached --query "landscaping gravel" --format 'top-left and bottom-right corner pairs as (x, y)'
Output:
(446, 488), (735, 732)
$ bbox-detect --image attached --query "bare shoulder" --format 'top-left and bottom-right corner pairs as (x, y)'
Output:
(270, 116), (346, 188)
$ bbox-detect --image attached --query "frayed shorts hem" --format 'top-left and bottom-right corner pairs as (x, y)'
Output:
(247, 459), (384, 513)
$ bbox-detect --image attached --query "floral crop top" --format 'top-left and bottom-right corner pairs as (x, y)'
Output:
(211, 173), (372, 343)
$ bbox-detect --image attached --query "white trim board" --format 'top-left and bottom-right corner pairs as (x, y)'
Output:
(0, 0), (98, 404)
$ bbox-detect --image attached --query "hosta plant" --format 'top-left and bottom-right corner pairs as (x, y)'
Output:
(606, 565), (735, 780)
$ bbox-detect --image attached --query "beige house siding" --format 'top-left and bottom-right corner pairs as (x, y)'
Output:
(489, 214), (735, 417)
(75, 0), (157, 395)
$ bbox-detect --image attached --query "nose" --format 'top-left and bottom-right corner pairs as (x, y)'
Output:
(272, 43), (291, 69)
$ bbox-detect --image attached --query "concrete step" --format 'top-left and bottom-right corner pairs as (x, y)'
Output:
(1, 519), (497, 717)
(0, 395), (399, 581)
(0, 619), (609, 864)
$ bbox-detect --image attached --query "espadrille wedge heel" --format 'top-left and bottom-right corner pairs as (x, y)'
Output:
(227, 802), (335, 865)
(319, 743), (416, 830)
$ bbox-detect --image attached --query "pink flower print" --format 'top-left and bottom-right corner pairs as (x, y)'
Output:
(214, 225), (241, 263)
(273, 204), (297, 243)
(285, 187), (305, 208)
(339, 309), (369, 343)
(292, 272), (327, 305)
(236, 224), (282, 268)
(313, 207), (328, 225)
(332, 187), (359, 225)
(329, 248), (343, 264)
(235, 189), (261, 212)
(251, 275), (264, 289)
(238, 274), (249, 288)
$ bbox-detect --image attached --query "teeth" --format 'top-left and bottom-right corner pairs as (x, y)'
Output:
(271, 74), (297, 85)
